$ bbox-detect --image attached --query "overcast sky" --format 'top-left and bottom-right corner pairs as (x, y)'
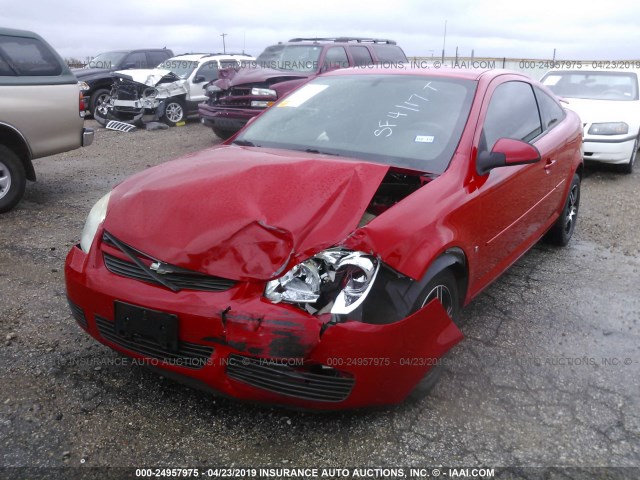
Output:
(3, 0), (640, 61)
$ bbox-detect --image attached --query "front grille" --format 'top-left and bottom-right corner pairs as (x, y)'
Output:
(114, 80), (143, 101)
(102, 232), (236, 293)
(67, 297), (88, 329)
(226, 354), (355, 402)
(95, 315), (213, 369)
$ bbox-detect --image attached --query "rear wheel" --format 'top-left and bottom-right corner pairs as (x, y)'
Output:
(0, 146), (26, 213)
(407, 269), (461, 400)
(212, 127), (235, 140)
(545, 173), (580, 246)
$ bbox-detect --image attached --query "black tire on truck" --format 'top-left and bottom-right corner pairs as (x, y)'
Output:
(90, 88), (111, 118)
(0, 145), (26, 213)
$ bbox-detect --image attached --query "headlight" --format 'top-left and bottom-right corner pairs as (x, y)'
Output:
(78, 81), (90, 91)
(142, 87), (158, 99)
(80, 192), (111, 253)
(588, 122), (629, 135)
(264, 248), (380, 315)
(251, 87), (277, 97)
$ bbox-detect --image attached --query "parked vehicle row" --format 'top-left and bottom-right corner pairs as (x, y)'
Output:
(1, 27), (633, 412)
(198, 37), (409, 139)
(96, 53), (254, 127)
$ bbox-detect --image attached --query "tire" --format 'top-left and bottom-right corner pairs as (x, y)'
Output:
(406, 269), (461, 401)
(545, 173), (580, 246)
(410, 269), (461, 325)
(212, 127), (235, 140)
(90, 89), (111, 118)
(0, 146), (26, 213)
(161, 98), (185, 126)
(618, 135), (638, 174)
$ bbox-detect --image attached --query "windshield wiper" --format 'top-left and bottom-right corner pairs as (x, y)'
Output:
(232, 139), (256, 146)
(304, 148), (340, 156)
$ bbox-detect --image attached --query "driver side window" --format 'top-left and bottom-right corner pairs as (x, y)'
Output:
(482, 81), (542, 152)
(194, 62), (219, 82)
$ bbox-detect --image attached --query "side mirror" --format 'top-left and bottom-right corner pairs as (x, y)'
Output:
(476, 138), (541, 176)
(193, 75), (206, 84)
(122, 62), (136, 69)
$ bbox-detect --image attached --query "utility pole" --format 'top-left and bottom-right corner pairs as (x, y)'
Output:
(221, 33), (227, 54)
(441, 20), (447, 62)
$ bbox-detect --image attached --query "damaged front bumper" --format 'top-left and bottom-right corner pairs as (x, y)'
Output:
(198, 102), (255, 132)
(95, 70), (187, 127)
(65, 233), (463, 410)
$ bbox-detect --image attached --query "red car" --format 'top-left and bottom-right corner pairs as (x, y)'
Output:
(65, 68), (583, 410)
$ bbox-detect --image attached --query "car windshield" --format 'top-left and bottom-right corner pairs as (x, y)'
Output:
(157, 59), (199, 78)
(86, 51), (126, 69)
(256, 45), (323, 73)
(236, 74), (477, 174)
(542, 71), (639, 101)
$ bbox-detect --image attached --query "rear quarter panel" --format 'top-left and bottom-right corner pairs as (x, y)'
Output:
(0, 84), (84, 158)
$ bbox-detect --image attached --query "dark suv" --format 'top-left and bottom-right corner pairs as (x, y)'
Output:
(73, 48), (174, 116)
(198, 37), (407, 139)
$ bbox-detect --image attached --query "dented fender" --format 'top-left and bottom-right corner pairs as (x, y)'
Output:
(311, 299), (463, 405)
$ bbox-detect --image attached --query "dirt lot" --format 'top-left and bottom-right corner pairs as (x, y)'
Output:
(1, 119), (639, 479)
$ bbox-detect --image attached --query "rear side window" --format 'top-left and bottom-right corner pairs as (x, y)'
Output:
(534, 87), (565, 131)
(123, 52), (146, 69)
(371, 44), (407, 63)
(148, 51), (170, 67)
(482, 81), (542, 151)
(323, 47), (349, 70)
(349, 46), (373, 66)
(0, 35), (62, 76)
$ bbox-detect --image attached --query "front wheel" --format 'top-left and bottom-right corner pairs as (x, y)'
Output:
(161, 99), (185, 126)
(545, 173), (580, 246)
(90, 88), (111, 118)
(0, 146), (26, 213)
(406, 269), (461, 401)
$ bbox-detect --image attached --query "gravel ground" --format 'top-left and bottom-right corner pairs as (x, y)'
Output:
(0, 119), (638, 479)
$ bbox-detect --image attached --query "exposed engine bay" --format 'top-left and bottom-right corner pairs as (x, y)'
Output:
(267, 168), (431, 323)
(94, 70), (188, 128)
(359, 169), (430, 226)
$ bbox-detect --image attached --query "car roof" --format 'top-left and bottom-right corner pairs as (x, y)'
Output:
(284, 37), (398, 45)
(543, 68), (640, 76)
(325, 67), (532, 82)
(0, 27), (44, 38)
(168, 53), (254, 62)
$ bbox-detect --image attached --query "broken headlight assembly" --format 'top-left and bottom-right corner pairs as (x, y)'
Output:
(264, 249), (380, 315)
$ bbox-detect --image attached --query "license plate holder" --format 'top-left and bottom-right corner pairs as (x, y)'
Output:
(114, 301), (179, 352)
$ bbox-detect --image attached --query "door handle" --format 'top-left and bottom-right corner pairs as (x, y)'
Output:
(544, 159), (557, 171)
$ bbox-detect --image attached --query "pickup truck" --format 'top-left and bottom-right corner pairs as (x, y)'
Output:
(73, 48), (174, 117)
(0, 27), (94, 212)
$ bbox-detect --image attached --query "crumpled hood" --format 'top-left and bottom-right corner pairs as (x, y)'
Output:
(104, 146), (389, 281)
(563, 97), (640, 125)
(215, 65), (309, 90)
(113, 68), (179, 86)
